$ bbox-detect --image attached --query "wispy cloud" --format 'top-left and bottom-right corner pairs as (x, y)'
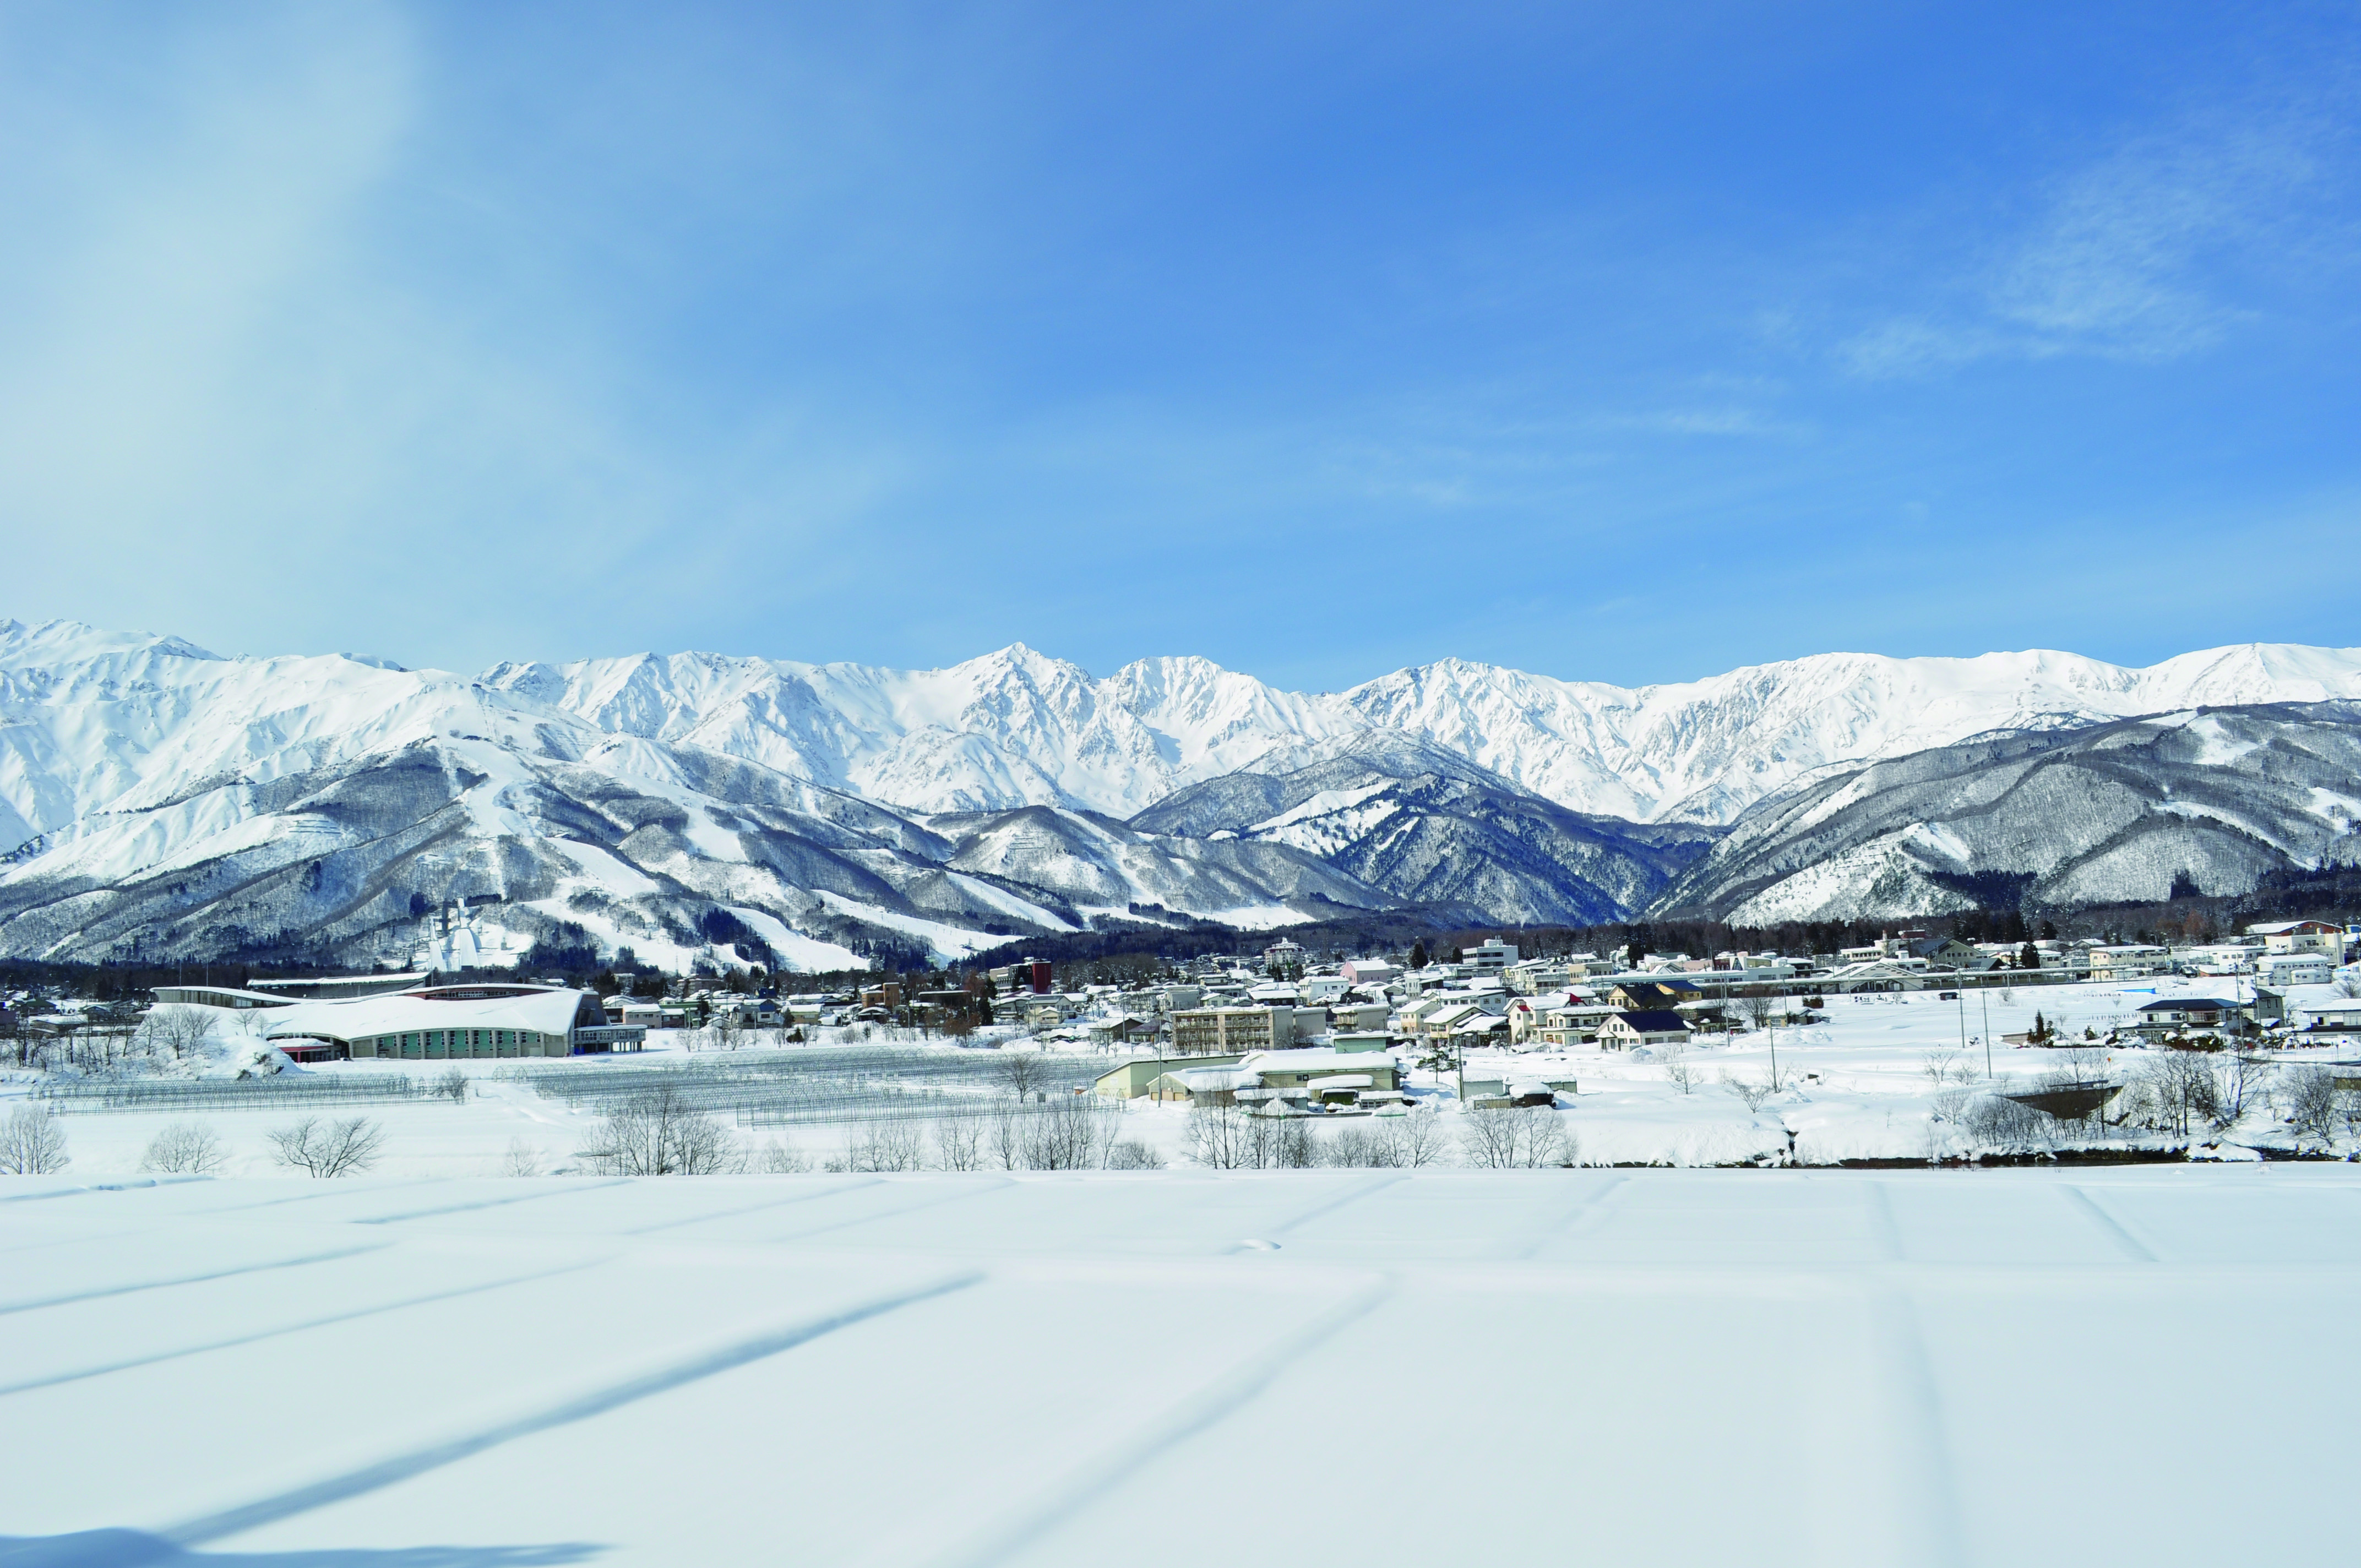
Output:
(1840, 98), (2355, 376)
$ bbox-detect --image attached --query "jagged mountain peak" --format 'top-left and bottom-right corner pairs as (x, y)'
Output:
(8, 623), (2361, 967)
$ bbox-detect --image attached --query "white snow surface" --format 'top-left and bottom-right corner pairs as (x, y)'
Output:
(6, 1158), (2360, 1566)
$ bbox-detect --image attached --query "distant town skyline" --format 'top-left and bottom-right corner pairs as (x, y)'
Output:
(4, 2), (2357, 692)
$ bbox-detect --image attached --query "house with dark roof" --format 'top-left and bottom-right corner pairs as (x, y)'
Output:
(1906, 936), (1982, 970)
(2129, 997), (2244, 1037)
(1595, 1010), (1693, 1051)
(1609, 981), (1700, 1011)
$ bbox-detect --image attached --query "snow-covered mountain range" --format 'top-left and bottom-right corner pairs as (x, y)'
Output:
(1650, 702), (2361, 925)
(4, 617), (2359, 967)
(483, 638), (2361, 824)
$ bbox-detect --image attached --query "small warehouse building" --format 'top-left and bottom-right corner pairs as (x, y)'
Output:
(265, 986), (637, 1062)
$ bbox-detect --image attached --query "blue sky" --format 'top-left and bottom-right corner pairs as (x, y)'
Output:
(2, 2), (2355, 691)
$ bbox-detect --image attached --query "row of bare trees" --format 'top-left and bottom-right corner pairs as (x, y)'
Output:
(4, 1006), (224, 1077)
(1185, 1102), (1565, 1169)
(0, 1107), (389, 1178)
(570, 1077), (1165, 1176)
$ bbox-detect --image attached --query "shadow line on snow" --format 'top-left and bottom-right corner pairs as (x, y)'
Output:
(2061, 1185), (2160, 1262)
(619, 1177), (885, 1235)
(1508, 1173), (1630, 1260)
(755, 1175), (1015, 1243)
(157, 1271), (984, 1550)
(0, 1246), (390, 1319)
(0, 1260), (607, 1398)
(349, 1182), (633, 1226)
(922, 1276), (1394, 1568)
(0, 1528), (600, 1567)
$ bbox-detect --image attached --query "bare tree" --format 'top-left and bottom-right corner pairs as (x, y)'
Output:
(1922, 1049), (1975, 1086)
(2285, 1068), (2341, 1153)
(933, 1104), (987, 1170)
(1930, 1083), (1972, 1131)
(1960, 1092), (2050, 1151)
(1242, 1115), (1314, 1169)
(1000, 1051), (1044, 1101)
(1736, 992), (1780, 1033)
(268, 1116), (386, 1178)
(1321, 1124), (1397, 1168)
(575, 1082), (741, 1174)
(1459, 1106), (1570, 1168)
(140, 1006), (219, 1064)
(1661, 1041), (1697, 1095)
(847, 1118), (927, 1172)
(1188, 1099), (1249, 1169)
(1723, 1072), (1775, 1112)
(0, 1104), (70, 1174)
(2040, 1048), (2110, 1140)
(2215, 1053), (2271, 1131)
(499, 1137), (546, 1177)
(1022, 1095), (1115, 1170)
(1103, 1137), (1165, 1169)
(2136, 1051), (2219, 1140)
(757, 1137), (811, 1173)
(987, 1101), (1027, 1170)
(1389, 1108), (1450, 1167)
(434, 1068), (470, 1103)
(141, 1121), (226, 1175)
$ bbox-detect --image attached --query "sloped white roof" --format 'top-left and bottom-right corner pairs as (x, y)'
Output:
(266, 987), (594, 1042)
(1239, 1048), (1396, 1076)
(1158, 1066), (1261, 1092)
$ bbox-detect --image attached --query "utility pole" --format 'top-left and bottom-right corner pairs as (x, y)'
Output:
(1980, 988), (1993, 1079)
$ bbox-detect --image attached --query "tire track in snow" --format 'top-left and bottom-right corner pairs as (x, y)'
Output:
(1868, 1284), (1968, 1568)
(185, 1178), (445, 1215)
(0, 1257), (606, 1397)
(1865, 1180), (1907, 1262)
(350, 1179), (633, 1224)
(2061, 1185), (2159, 1262)
(1509, 1172), (1628, 1259)
(910, 1275), (1394, 1568)
(0, 1244), (389, 1317)
(1234, 1170), (1409, 1249)
(0, 1175), (213, 1206)
(621, 1177), (884, 1235)
(755, 1175), (1015, 1242)
(159, 1270), (985, 1550)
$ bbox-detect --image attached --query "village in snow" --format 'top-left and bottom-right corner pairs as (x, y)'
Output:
(10, 922), (2361, 1567)
(8, 918), (2360, 1180)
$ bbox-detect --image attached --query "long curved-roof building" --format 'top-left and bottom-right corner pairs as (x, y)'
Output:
(263, 984), (639, 1062)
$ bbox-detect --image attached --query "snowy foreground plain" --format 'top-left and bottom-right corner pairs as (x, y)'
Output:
(6, 1165), (2361, 1567)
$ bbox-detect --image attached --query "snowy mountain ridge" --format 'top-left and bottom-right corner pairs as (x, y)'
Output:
(6, 617), (2361, 967)
(480, 632), (2361, 827)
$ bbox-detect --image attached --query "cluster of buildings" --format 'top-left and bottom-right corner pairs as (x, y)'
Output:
(13, 916), (2354, 1080)
(1051, 919), (2361, 1101)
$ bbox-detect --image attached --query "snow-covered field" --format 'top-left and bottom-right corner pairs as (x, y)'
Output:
(6, 1162), (2361, 1566)
(13, 979), (2351, 1179)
